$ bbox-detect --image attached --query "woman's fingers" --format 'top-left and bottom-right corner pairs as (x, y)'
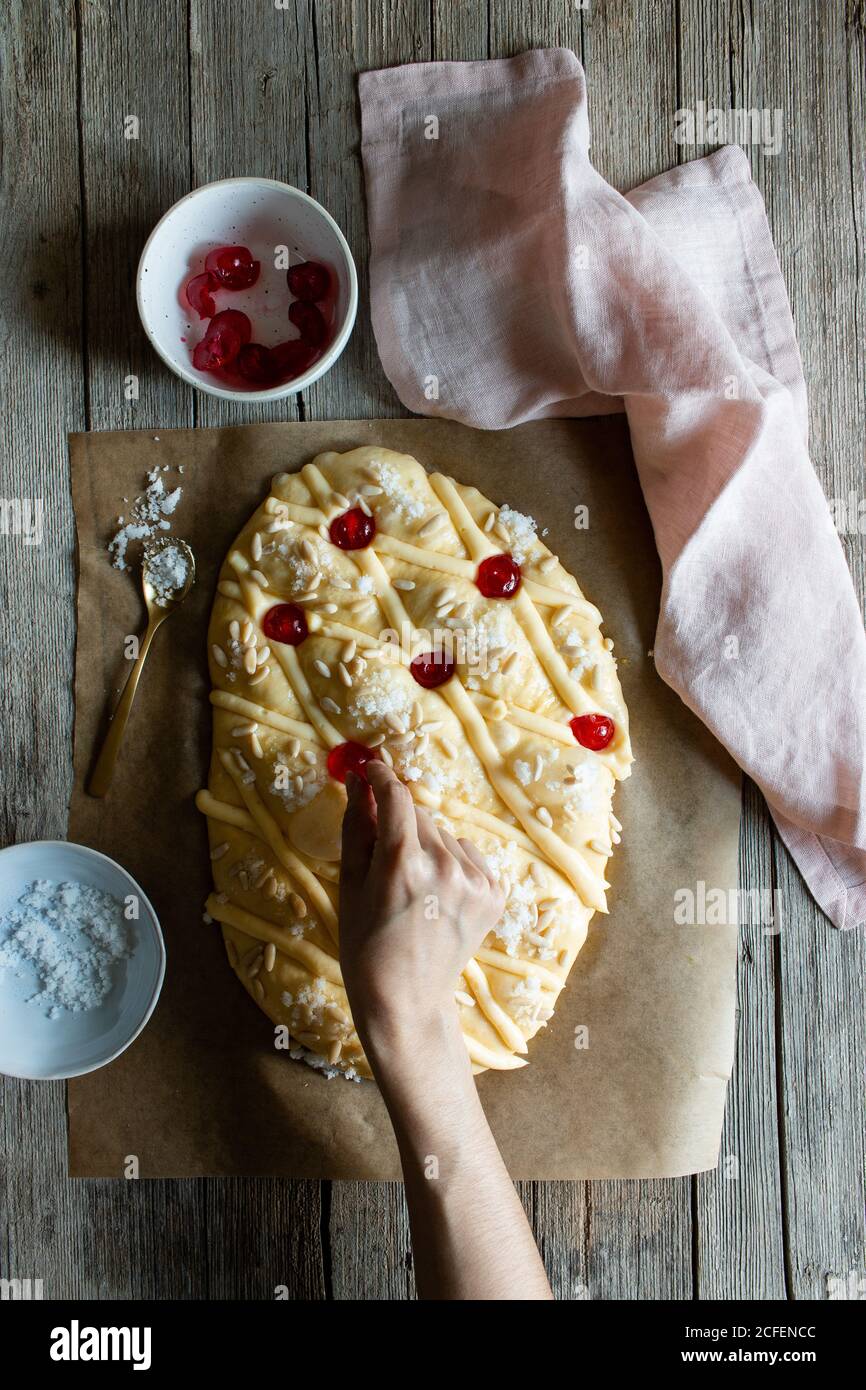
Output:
(457, 837), (496, 885)
(415, 804), (444, 852)
(367, 760), (419, 856)
(440, 831), (495, 890)
(438, 827), (475, 870)
(340, 771), (377, 887)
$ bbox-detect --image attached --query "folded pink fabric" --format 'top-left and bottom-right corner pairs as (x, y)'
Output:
(359, 48), (866, 929)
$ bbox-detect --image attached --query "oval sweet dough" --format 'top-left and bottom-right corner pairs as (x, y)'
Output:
(197, 447), (633, 1081)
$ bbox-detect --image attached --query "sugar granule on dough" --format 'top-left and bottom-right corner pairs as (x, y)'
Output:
(496, 504), (538, 565)
(0, 878), (132, 1018)
(370, 460), (426, 521)
(349, 671), (412, 729)
(484, 845), (540, 956)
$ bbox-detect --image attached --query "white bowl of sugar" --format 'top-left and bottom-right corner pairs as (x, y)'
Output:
(0, 841), (165, 1080)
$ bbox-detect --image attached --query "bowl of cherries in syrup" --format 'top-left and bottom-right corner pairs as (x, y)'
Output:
(137, 177), (358, 402)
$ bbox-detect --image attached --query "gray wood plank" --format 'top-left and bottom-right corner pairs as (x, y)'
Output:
(78, 0), (193, 434)
(760, 14), (865, 1300)
(776, 864), (866, 1300)
(488, 0), (584, 57)
(696, 782), (786, 1299)
(587, 1180), (693, 1299)
(188, 0), (308, 429)
(749, 0), (866, 1300)
(521, 1180), (592, 1300)
(302, 0), (430, 423)
(329, 1183), (415, 1300)
(675, 0), (791, 1298)
(584, 0), (680, 190)
(0, 0), (85, 1301)
(680, 0), (866, 1299)
(432, 0), (489, 59)
(0, 0), (81, 843)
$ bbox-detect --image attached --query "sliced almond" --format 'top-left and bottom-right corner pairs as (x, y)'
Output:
(418, 513), (444, 539)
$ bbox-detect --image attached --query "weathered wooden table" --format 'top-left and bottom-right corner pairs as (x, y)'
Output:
(1, 1), (863, 1300)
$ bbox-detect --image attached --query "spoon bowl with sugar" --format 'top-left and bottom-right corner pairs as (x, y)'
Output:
(88, 537), (196, 798)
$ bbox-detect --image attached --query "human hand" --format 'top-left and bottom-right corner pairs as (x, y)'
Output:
(338, 761), (504, 1051)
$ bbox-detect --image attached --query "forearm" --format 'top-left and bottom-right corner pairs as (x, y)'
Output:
(362, 1010), (553, 1301)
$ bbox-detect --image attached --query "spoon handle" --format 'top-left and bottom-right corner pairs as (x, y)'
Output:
(87, 616), (162, 798)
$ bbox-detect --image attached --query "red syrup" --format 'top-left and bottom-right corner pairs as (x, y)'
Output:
(476, 554), (522, 598)
(327, 741), (378, 784)
(329, 508), (376, 550)
(410, 651), (456, 689)
(261, 603), (308, 647)
(570, 713), (615, 750)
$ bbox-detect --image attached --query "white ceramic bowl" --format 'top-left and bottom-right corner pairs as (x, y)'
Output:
(0, 841), (165, 1080)
(137, 176), (358, 403)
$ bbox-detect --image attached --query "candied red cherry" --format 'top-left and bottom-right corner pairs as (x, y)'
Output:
(209, 309), (251, 343)
(476, 553), (521, 598)
(192, 309), (252, 371)
(193, 333), (233, 372)
(288, 300), (328, 348)
(287, 260), (331, 302)
(329, 507), (376, 550)
(327, 740), (378, 784)
(186, 271), (218, 319)
(262, 603), (308, 646)
(270, 337), (319, 383)
(410, 650), (456, 689)
(205, 244), (260, 290)
(570, 713), (615, 751)
(237, 343), (278, 385)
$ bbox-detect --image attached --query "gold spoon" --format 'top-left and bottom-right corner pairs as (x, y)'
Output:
(88, 537), (196, 798)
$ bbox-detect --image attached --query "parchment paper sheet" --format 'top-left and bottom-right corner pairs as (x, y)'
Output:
(67, 418), (740, 1178)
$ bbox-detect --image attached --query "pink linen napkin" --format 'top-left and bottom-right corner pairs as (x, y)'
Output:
(359, 48), (866, 930)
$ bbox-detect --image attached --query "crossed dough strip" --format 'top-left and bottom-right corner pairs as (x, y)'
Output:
(199, 446), (633, 1080)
